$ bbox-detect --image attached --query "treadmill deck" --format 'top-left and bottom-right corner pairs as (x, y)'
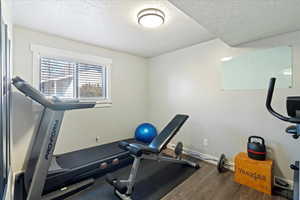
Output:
(55, 138), (138, 169)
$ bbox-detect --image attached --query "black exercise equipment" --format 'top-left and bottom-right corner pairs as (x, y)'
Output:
(247, 136), (266, 161)
(217, 154), (230, 173)
(43, 138), (142, 195)
(12, 77), (142, 200)
(174, 142), (183, 158)
(266, 77), (299, 200)
(266, 78), (300, 138)
(217, 154), (226, 173)
(106, 114), (200, 200)
(292, 162), (300, 200)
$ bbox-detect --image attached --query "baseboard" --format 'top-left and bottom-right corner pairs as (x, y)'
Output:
(168, 143), (293, 191)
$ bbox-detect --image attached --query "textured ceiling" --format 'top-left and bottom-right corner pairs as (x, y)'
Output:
(12, 0), (215, 57)
(169, 0), (300, 46)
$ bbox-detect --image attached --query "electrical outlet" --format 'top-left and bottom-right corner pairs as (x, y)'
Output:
(96, 136), (100, 143)
(203, 138), (208, 147)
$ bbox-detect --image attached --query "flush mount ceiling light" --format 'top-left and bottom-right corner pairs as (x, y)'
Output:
(137, 8), (165, 28)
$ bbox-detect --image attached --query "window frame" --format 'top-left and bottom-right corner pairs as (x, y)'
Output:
(31, 44), (112, 106)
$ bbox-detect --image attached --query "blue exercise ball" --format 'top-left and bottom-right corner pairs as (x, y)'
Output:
(135, 123), (157, 143)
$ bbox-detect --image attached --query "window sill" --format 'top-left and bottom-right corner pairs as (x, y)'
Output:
(79, 99), (112, 108)
(94, 102), (112, 108)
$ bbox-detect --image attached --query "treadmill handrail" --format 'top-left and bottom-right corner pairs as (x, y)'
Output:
(266, 77), (300, 123)
(12, 76), (96, 110)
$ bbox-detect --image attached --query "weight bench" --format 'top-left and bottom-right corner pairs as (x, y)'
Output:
(106, 114), (200, 200)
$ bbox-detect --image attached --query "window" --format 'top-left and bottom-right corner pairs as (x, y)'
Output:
(31, 45), (112, 105)
(40, 57), (107, 100)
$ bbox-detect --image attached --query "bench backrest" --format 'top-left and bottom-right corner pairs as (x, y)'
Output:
(148, 114), (189, 152)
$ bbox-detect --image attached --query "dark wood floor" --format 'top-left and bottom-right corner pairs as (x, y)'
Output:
(162, 161), (287, 200)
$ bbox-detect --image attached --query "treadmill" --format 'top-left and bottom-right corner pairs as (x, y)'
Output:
(12, 76), (140, 200)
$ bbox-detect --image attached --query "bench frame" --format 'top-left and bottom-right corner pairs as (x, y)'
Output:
(106, 115), (200, 200)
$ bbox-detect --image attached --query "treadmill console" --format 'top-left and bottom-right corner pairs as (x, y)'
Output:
(287, 97), (300, 118)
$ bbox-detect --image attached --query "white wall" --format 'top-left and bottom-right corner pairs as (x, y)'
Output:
(149, 31), (300, 180)
(12, 26), (148, 172)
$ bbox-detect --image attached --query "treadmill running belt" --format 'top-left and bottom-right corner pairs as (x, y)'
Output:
(66, 159), (197, 200)
(56, 138), (138, 169)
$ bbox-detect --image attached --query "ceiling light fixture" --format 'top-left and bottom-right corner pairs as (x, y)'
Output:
(137, 8), (165, 28)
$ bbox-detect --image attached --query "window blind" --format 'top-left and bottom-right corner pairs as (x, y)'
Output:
(40, 57), (74, 98)
(77, 63), (104, 98)
(40, 57), (104, 99)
